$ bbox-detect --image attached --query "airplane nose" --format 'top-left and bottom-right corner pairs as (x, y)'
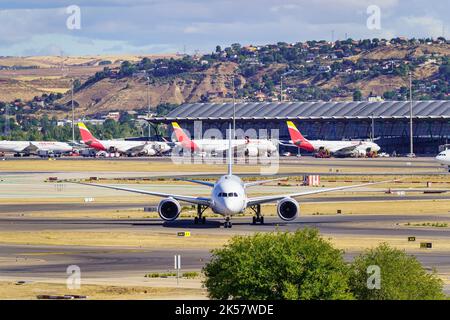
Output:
(223, 198), (241, 213)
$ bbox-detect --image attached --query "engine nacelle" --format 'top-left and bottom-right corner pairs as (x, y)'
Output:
(158, 198), (181, 221)
(245, 146), (259, 157)
(107, 146), (118, 153)
(277, 198), (299, 221)
(142, 147), (157, 156)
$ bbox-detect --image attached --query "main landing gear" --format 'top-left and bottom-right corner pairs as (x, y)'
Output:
(250, 204), (264, 225)
(194, 204), (207, 225)
(224, 217), (232, 228)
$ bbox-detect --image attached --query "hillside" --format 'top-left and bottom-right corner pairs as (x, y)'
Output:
(1, 38), (449, 118)
(0, 54), (180, 103)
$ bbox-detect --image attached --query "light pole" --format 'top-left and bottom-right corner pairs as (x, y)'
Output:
(409, 72), (414, 156)
(371, 113), (375, 142)
(146, 76), (151, 139)
(280, 75), (283, 102)
(231, 74), (236, 136)
(71, 78), (75, 143)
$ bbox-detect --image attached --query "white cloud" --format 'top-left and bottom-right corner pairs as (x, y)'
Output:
(399, 16), (444, 38)
(0, 0), (447, 55)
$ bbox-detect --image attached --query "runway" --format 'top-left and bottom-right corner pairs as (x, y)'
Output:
(0, 215), (450, 280)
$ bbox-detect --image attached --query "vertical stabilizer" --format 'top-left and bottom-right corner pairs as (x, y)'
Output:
(171, 122), (198, 151)
(227, 123), (233, 175)
(286, 121), (315, 152)
(78, 122), (96, 143)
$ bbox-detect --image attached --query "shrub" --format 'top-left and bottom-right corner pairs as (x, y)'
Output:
(349, 243), (445, 300)
(203, 228), (352, 300)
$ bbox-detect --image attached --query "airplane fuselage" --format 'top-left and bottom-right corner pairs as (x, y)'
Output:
(176, 139), (277, 156)
(0, 141), (73, 154)
(292, 139), (380, 155)
(211, 175), (247, 215)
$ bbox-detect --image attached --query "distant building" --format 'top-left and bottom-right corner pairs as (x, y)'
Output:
(105, 112), (120, 122)
(147, 101), (450, 155)
(367, 94), (384, 102)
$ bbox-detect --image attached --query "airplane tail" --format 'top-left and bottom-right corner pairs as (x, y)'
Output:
(286, 121), (315, 152)
(171, 122), (198, 151)
(78, 122), (96, 143)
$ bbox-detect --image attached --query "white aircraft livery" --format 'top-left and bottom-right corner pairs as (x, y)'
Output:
(78, 124), (391, 228)
(286, 121), (380, 157)
(0, 140), (73, 156)
(78, 122), (171, 156)
(436, 149), (450, 172)
(171, 122), (277, 157)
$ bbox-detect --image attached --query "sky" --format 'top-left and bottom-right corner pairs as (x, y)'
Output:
(0, 0), (448, 56)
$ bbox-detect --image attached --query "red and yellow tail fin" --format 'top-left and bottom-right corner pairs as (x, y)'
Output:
(78, 122), (96, 143)
(171, 122), (198, 151)
(286, 121), (315, 152)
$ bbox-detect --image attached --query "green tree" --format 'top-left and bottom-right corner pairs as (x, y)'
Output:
(439, 61), (450, 81)
(119, 61), (136, 77)
(73, 79), (82, 92)
(349, 243), (445, 300)
(353, 89), (362, 101)
(203, 229), (353, 300)
(383, 91), (396, 100)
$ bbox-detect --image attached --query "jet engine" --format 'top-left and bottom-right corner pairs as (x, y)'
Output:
(277, 198), (299, 221)
(158, 198), (181, 221)
(142, 147), (157, 156)
(245, 146), (259, 157)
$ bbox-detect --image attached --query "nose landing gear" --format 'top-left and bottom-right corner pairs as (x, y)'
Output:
(224, 217), (232, 228)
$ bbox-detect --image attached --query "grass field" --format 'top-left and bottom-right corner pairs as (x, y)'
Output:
(0, 281), (206, 300)
(0, 230), (233, 249)
(0, 159), (446, 175)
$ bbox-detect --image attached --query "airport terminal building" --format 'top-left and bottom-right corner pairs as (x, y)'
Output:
(148, 101), (450, 155)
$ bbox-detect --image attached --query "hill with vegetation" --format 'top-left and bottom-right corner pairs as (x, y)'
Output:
(0, 37), (449, 139)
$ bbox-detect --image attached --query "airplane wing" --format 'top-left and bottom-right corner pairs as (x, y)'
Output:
(22, 142), (40, 153)
(174, 178), (215, 187)
(244, 177), (288, 188)
(246, 180), (393, 206)
(75, 182), (211, 206)
(331, 144), (359, 155)
(277, 140), (296, 147)
(123, 143), (149, 153)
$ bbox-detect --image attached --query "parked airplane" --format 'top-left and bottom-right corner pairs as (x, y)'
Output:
(0, 140), (73, 157)
(171, 122), (277, 157)
(436, 149), (450, 172)
(285, 121), (380, 157)
(78, 122), (171, 156)
(78, 124), (391, 228)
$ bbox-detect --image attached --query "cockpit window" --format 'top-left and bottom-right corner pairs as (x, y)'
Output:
(218, 192), (238, 197)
